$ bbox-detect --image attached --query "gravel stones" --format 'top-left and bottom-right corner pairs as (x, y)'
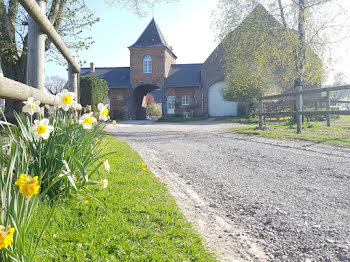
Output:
(109, 120), (350, 261)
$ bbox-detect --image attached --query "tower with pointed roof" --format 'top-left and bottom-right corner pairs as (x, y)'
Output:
(128, 18), (177, 88)
(81, 5), (315, 120)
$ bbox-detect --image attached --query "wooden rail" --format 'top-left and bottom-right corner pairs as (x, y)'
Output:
(258, 85), (350, 133)
(0, 0), (82, 111)
(0, 77), (82, 110)
(18, 0), (80, 73)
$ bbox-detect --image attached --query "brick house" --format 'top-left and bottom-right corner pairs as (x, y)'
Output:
(81, 5), (320, 120)
(81, 17), (238, 120)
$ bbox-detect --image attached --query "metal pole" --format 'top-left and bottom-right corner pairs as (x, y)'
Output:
(27, 0), (46, 91)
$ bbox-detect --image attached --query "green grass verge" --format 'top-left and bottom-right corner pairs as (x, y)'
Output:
(33, 136), (216, 261)
(230, 117), (259, 124)
(158, 116), (209, 122)
(231, 122), (350, 147)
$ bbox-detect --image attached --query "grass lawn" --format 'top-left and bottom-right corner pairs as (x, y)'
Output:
(231, 121), (350, 147)
(33, 136), (216, 261)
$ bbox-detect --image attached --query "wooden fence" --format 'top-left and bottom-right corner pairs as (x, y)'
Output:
(0, 0), (81, 110)
(258, 85), (350, 133)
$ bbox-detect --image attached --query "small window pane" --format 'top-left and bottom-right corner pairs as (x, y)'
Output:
(182, 95), (189, 105)
(143, 56), (152, 74)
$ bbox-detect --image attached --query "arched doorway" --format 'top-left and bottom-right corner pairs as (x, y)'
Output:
(133, 84), (160, 120)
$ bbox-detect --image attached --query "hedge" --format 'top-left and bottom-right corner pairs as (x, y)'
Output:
(80, 76), (108, 112)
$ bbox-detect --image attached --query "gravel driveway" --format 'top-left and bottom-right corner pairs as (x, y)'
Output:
(106, 120), (350, 262)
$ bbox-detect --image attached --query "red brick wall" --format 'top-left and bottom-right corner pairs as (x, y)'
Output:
(129, 47), (176, 87)
(129, 47), (165, 86)
(165, 87), (203, 116)
(164, 49), (176, 78)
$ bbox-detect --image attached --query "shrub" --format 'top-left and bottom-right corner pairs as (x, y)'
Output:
(146, 104), (162, 116)
(80, 76), (108, 113)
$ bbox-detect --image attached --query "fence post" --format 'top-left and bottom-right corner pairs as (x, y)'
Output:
(259, 99), (263, 129)
(27, 0), (47, 91)
(68, 63), (78, 100)
(0, 58), (5, 109)
(296, 85), (303, 134)
(326, 89), (331, 127)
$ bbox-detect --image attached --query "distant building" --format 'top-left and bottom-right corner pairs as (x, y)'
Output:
(81, 5), (317, 120)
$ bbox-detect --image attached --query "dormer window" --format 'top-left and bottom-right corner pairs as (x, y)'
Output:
(143, 56), (152, 74)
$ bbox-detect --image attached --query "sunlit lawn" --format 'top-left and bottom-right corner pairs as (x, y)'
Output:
(33, 136), (216, 261)
(231, 120), (350, 147)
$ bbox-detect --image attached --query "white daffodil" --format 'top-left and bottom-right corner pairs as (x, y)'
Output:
(59, 160), (77, 190)
(100, 179), (108, 189)
(102, 159), (110, 172)
(56, 89), (76, 111)
(79, 112), (97, 129)
(97, 103), (109, 121)
(22, 97), (40, 115)
(31, 118), (54, 140)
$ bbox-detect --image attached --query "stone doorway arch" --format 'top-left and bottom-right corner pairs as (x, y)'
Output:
(132, 84), (161, 120)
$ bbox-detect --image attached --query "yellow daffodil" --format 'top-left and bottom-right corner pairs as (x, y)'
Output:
(102, 160), (110, 172)
(31, 118), (54, 140)
(97, 103), (109, 121)
(100, 179), (108, 189)
(79, 112), (97, 129)
(15, 174), (40, 198)
(56, 89), (76, 111)
(0, 225), (15, 250)
(142, 163), (146, 166)
(22, 97), (40, 115)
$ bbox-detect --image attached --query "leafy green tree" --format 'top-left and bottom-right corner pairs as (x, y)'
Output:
(212, 0), (349, 103)
(0, 0), (99, 83)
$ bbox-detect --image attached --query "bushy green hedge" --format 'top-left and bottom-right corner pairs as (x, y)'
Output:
(146, 103), (162, 116)
(80, 76), (108, 112)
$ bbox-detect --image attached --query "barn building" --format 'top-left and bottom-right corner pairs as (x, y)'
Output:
(81, 4), (301, 119)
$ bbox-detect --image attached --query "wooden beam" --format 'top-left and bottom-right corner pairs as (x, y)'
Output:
(262, 110), (350, 117)
(27, 0), (46, 91)
(0, 76), (82, 110)
(259, 99), (263, 129)
(19, 0), (80, 73)
(262, 85), (350, 100)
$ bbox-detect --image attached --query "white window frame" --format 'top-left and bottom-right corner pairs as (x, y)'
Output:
(143, 56), (152, 74)
(181, 95), (189, 106)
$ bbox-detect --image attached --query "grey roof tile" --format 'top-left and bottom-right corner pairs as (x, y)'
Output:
(165, 64), (202, 88)
(149, 89), (166, 102)
(129, 18), (169, 48)
(80, 67), (130, 88)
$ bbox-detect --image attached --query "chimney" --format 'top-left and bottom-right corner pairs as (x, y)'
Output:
(90, 62), (95, 72)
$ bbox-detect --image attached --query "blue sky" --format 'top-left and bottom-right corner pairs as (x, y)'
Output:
(45, 0), (219, 79)
(45, 0), (350, 84)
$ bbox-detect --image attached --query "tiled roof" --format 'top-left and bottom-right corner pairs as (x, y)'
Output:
(165, 64), (202, 88)
(80, 67), (130, 88)
(129, 18), (169, 48)
(149, 89), (166, 102)
(129, 18), (176, 58)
